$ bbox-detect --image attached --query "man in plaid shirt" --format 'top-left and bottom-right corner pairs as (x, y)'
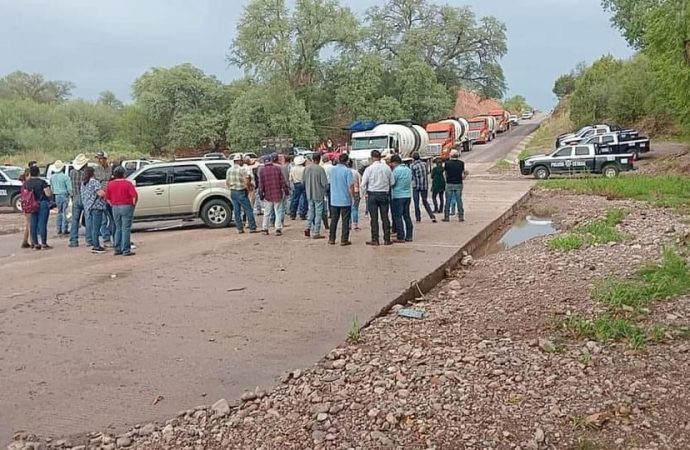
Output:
(68, 153), (91, 247)
(226, 155), (258, 234)
(259, 153), (290, 236)
(410, 152), (437, 223)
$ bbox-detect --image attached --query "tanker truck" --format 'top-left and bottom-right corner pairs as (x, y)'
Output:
(350, 122), (429, 170)
(425, 118), (473, 159)
(468, 116), (495, 144)
(488, 109), (511, 133)
(476, 115), (498, 141)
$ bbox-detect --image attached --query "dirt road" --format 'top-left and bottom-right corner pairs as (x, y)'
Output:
(0, 119), (540, 443)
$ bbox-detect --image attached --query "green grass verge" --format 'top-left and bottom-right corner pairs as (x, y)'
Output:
(548, 208), (627, 252)
(540, 175), (690, 209)
(594, 249), (690, 309)
(492, 159), (512, 171)
(565, 314), (647, 348)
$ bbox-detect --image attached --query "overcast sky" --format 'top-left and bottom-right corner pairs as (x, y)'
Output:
(0, 0), (632, 109)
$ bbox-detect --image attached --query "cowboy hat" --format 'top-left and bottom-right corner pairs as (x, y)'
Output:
(232, 154), (243, 161)
(294, 155), (306, 166)
(73, 153), (89, 170)
(53, 160), (65, 171)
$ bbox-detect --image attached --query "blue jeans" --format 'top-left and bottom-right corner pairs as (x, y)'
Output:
(289, 183), (308, 218)
(262, 199), (285, 231)
(444, 184), (464, 219)
(231, 190), (257, 231)
(100, 204), (115, 242)
(351, 193), (360, 225)
(112, 205), (135, 254)
(55, 194), (69, 233)
(391, 197), (413, 241)
(306, 198), (325, 236)
(89, 208), (104, 248)
(30, 200), (50, 246)
(70, 196), (91, 245)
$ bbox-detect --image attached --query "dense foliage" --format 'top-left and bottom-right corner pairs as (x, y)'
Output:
(558, 0), (690, 135)
(1, 0), (511, 160)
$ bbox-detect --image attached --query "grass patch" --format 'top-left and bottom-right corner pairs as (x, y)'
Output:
(594, 249), (690, 309)
(540, 175), (690, 209)
(548, 208), (627, 251)
(564, 315), (647, 348)
(493, 159), (512, 171)
(549, 234), (585, 251)
(348, 316), (361, 343)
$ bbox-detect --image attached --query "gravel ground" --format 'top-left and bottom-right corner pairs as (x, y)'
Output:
(10, 190), (690, 450)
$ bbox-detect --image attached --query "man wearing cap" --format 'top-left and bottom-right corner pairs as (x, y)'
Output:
(259, 153), (290, 236)
(443, 150), (468, 222)
(69, 153), (91, 247)
(303, 152), (328, 239)
(360, 149), (394, 246)
(94, 151), (115, 244)
(289, 155), (308, 220)
(49, 160), (72, 236)
(226, 155), (258, 234)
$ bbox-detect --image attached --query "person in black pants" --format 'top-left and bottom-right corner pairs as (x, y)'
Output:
(328, 153), (354, 246)
(360, 150), (394, 246)
(410, 152), (437, 223)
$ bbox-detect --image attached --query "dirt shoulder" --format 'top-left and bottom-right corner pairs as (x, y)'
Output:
(12, 190), (690, 449)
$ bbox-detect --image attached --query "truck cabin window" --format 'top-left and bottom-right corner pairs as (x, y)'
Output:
(469, 121), (484, 130)
(428, 131), (450, 140)
(575, 146), (590, 156)
(602, 136), (615, 144)
(554, 147), (573, 157)
(351, 137), (389, 151)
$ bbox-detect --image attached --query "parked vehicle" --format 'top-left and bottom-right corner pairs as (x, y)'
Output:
(556, 124), (636, 148)
(260, 136), (294, 155)
(120, 159), (163, 173)
(488, 109), (511, 133)
(350, 122), (429, 169)
(467, 117), (494, 144)
(425, 117), (472, 159)
(128, 159), (234, 228)
(509, 115), (519, 125)
(521, 110), (534, 120)
(519, 144), (635, 179)
(581, 132), (650, 160)
(0, 166), (23, 212)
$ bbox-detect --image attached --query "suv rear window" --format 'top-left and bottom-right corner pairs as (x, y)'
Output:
(135, 167), (169, 187)
(205, 163), (231, 180)
(172, 165), (206, 183)
(575, 146), (590, 156)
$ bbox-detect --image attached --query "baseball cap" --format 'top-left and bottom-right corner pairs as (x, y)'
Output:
(95, 150), (109, 159)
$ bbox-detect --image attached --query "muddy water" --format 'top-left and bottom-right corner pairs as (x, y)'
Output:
(474, 215), (557, 258)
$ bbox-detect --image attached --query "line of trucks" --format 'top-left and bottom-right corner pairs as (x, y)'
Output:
(348, 109), (521, 170)
(519, 123), (651, 179)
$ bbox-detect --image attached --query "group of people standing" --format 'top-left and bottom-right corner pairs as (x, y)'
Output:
(225, 148), (468, 247)
(19, 151), (138, 256)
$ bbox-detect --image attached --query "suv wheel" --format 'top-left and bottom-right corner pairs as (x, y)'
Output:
(12, 195), (22, 213)
(201, 199), (232, 228)
(602, 164), (619, 179)
(533, 166), (550, 180)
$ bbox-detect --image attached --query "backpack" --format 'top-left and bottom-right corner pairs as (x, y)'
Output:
(20, 186), (39, 213)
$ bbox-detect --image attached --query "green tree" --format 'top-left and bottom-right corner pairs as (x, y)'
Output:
(132, 64), (228, 150)
(365, 0), (507, 97)
(569, 56), (624, 127)
(392, 53), (454, 123)
(601, 0), (663, 49)
(503, 95), (531, 113)
(553, 74), (578, 99)
(227, 80), (316, 150)
(97, 90), (124, 109)
(0, 71), (74, 103)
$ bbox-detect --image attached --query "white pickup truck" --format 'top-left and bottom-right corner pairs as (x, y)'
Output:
(556, 124), (637, 148)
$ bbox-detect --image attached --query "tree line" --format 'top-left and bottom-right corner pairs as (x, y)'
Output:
(553, 0), (690, 136)
(0, 0), (510, 160)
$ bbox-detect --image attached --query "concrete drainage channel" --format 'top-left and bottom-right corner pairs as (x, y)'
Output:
(364, 187), (538, 328)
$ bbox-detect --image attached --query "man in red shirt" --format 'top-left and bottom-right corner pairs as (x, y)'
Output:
(105, 166), (138, 255)
(259, 153), (290, 236)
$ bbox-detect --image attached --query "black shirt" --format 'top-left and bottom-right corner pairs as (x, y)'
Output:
(25, 178), (49, 202)
(444, 159), (465, 184)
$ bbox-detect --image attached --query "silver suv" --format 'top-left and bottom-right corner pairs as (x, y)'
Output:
(129, 160), (234, 228)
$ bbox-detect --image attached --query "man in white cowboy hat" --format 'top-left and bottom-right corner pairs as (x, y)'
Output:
(94, 150), (115, 245)
(69, 153), (91, 247)
(49, 160), (72, 236)
(289, 154), (308, 220)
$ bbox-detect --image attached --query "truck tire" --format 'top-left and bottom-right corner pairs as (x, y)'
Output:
(200, 199), (233, 228)
(12, 194), (22, 212)
(602, 164), (619, 179)
(533, 166), (550, 180)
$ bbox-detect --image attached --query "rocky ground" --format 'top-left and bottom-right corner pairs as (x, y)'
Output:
(9, 189), (690, 449)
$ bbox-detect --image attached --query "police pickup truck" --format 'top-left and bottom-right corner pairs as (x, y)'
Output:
(519, 144), (634, 179)
(0, 166), (24, 212)
(556, 124), (636, 148)
(581, 131), (650, 160)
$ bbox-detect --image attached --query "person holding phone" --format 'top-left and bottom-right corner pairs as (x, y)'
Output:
(81, 166), (107, 254)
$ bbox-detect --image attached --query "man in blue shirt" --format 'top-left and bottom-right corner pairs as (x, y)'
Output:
(49, 160), (72, 236)
(390, 154), (414, 242)
(328, 153), (354, 246)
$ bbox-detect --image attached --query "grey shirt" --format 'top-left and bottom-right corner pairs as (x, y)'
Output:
(303, 164), (329, 201)
(361, 161), (394, 193)
(94, 164), (112, 190)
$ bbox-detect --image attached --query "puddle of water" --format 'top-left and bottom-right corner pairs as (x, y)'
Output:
(474, 215), (557, 258)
